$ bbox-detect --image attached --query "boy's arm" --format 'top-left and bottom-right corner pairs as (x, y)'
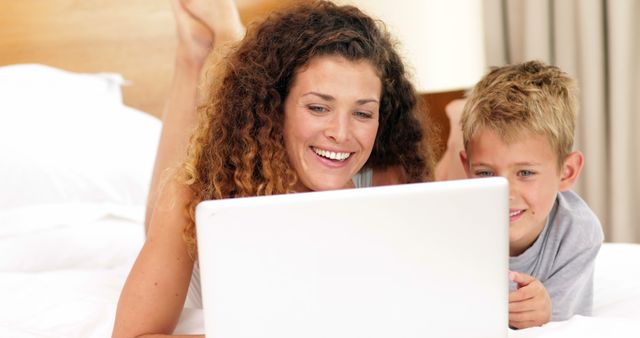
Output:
(540, 238), (602, 320)
(508, 208), (603, 328)
(512, 191), (604, 326)
(508, 244), (599, 328)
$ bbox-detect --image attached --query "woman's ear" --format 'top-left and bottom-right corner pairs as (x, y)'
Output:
(559, 151), (584, 191)
(459, 150), (472, 178)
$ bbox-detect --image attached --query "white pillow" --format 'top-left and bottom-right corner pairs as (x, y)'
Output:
(0, 64), (161, 209)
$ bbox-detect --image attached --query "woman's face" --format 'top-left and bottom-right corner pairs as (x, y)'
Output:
(283, 55), (381, 192)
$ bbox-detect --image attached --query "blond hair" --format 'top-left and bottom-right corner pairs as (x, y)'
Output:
(461, 60), (578, 166)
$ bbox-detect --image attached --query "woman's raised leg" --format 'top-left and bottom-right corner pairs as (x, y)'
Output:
(145, 0), (245, 232)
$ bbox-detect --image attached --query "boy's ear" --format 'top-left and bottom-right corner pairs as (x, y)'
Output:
(559, 151), (584, 191)
(459, 150), (472, 177)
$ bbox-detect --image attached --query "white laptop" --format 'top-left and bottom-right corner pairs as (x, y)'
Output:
(195, 177), (509, 338)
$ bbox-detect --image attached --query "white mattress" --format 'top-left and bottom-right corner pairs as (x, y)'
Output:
(0, 203), (639, 338)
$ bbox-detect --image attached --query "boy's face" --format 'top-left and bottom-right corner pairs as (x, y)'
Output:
(461, 128), (573, 256)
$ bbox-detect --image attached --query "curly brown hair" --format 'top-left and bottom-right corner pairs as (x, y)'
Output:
(183, 0), (435, 256)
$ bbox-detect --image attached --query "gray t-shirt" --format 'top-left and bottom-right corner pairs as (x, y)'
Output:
(185, 168), (375, 309)
(509, 190), (603, 321)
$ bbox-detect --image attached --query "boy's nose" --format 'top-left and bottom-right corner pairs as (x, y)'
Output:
(508, 178), (518, 200)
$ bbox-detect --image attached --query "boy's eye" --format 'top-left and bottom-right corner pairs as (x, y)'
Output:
(474, 170), (494, 177)
(518, 170), (535, 177)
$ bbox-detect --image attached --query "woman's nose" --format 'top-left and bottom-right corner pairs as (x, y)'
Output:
(324, 112), (350, 143)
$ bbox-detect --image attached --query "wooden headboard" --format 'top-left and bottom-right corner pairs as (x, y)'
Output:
(0, 0), (296, 118)
(0, 0), (452, 162)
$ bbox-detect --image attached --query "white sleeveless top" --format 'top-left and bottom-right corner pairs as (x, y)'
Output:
(185, 168), (374, 308)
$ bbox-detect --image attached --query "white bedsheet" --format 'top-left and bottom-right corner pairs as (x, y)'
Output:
(0, 204), (142, 338)
(0, 203), (638, 338)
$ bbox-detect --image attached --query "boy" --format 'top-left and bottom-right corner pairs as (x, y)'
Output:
(459, 61), (604, 329)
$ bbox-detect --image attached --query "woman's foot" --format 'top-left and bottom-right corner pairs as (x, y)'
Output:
(171, 0), (245, 68)
(183, 0), (245, 46)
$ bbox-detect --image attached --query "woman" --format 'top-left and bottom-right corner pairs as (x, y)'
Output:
(112, 1), (435, 337)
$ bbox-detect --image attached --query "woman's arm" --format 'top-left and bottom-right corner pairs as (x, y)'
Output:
(113, 179), (198, 338)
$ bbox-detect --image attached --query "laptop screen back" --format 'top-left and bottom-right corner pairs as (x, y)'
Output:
(196, 177), (509, 338)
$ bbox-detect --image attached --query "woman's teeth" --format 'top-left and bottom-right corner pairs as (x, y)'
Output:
(313, 147), (351, 161)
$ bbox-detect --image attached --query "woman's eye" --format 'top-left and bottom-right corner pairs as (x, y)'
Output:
(307, 105), (327, 113)
(354, 111), (373, 119)
(474, 170), (494, 177)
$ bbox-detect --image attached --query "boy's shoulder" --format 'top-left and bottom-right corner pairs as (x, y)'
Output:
(550, 190), (604, 247)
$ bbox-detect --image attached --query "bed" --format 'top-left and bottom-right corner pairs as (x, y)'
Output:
(1, 1), (639, 338)
(2, 65), (639, 338)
